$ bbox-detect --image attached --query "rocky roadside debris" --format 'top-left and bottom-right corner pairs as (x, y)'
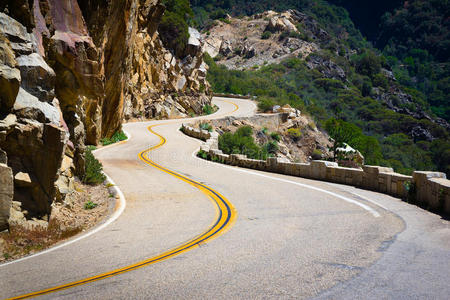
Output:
(0, 180), (112, 263)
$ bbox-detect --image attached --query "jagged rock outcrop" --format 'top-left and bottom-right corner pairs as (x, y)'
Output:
(306, 54), (346, 81)
(0, 0), (212, 226)
(0, 34), (20, 114)
(203, 10), (320, 70)
(264, 10), (298, 33)
(0, 11), (68, 222)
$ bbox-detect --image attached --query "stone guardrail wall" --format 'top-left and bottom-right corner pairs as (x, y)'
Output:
(213, 93), (252, 99)
(181, 124), (450, 215)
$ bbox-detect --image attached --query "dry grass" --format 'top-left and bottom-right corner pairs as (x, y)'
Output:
(0, 180), (111, 263)
(0, 220), (82, 260)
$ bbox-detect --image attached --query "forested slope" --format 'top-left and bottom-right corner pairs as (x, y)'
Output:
(192, 1), (449, 176)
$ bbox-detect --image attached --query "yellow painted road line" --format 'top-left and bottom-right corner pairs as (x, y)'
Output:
(8, 103), (239, 299)
(217, 99), (239, 116)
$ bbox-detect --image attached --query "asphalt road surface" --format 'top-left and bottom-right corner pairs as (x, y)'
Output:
(1, 98), (449, 299)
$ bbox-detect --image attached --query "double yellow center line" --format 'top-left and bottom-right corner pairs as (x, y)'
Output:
(9, 120), (237, 299)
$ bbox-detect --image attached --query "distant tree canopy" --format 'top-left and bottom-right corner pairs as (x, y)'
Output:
(159, 0), (194, 57)
(378, 0), (450, 62)
(326, 0), (403, 41)
(205, 53), (449, 175)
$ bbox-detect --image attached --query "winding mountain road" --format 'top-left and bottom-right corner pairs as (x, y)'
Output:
(1, 98), (449, 299)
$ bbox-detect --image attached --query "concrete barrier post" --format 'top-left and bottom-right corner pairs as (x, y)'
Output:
(413, 171), (447, 211)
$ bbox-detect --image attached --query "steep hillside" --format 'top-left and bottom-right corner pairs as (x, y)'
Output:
(193, 0), (450, 122)
(0, 0), (211, 229)
(203, 10), (449, 176)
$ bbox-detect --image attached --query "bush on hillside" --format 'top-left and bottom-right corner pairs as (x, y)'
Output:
(100, 130), (127, 146)
(83, 148), (106, 185)
(218, 126), (268, 159)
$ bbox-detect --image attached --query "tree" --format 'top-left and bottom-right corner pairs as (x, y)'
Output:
(353, 49), (383, 78)
(159, 0), (194, 58)
(325, 118), (362, 161)
(352, 135), (383, 165)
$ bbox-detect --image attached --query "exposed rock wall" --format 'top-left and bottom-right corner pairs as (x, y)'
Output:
(0, 0), (211, 226)
(0, 158), (13, 231)
(0, 11), (68, 220)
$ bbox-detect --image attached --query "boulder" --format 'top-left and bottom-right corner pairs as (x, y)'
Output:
(0, 12), (36, 55)
(0, 64), (20, 114)
(16, 53), (56, 102)
(0, 162), (13, 231)
(242, 45), (256, 59)
(219, 40), (233, 57)
(13, 88), (60, 124)
(266, 16), (298, 33)
(0, 120), (66, 218)
(176, 76), (187, 91)
(14, 172), (32, 186)
(0, 34), (21, 114)
(185, 27), (202, 57)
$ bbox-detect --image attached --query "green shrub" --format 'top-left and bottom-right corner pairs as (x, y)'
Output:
(219, 18), (231, 24)
(84, 201), (98, 210)
(199, 122), (213, 132)
(213, 53), (224, 61)
(270, 132), (281, 142)
(352, 49), (383, 78)
(202, 104), (215, 115)
(83, 148), (106, 185)
(287, 128), (302, 140)
(258, 97), (275, 112)
(219, 126), (268, 159)
(261, 127), (268, 135)
(312, 149), (323, 160)
(263, 141), (279, 154)
(197, 149), (209, 159)
(372, 73), (388, 88)
(100, 130), (127, 146)
(261, 31), (271, 39)
(279, 31), (289, 40)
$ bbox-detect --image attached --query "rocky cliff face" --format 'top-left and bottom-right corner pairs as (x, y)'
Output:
(0, 0), (211, 228)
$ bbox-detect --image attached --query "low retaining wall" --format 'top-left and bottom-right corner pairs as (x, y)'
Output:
(213, 93), (252, 99)
(209, 114), (286, 131)
(182, 124), (450, 215)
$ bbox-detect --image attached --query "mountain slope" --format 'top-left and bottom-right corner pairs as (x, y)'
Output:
(202, 10), (449, 176)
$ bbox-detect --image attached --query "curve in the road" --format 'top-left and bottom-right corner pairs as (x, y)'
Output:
(9, 123), (237, 300)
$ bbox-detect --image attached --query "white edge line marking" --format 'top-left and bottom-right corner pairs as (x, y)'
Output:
(0, 98), (233, 268)
(190, 147), (380, 218)
(349, 191), (389, 211)
(0, 136), (129, 268)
